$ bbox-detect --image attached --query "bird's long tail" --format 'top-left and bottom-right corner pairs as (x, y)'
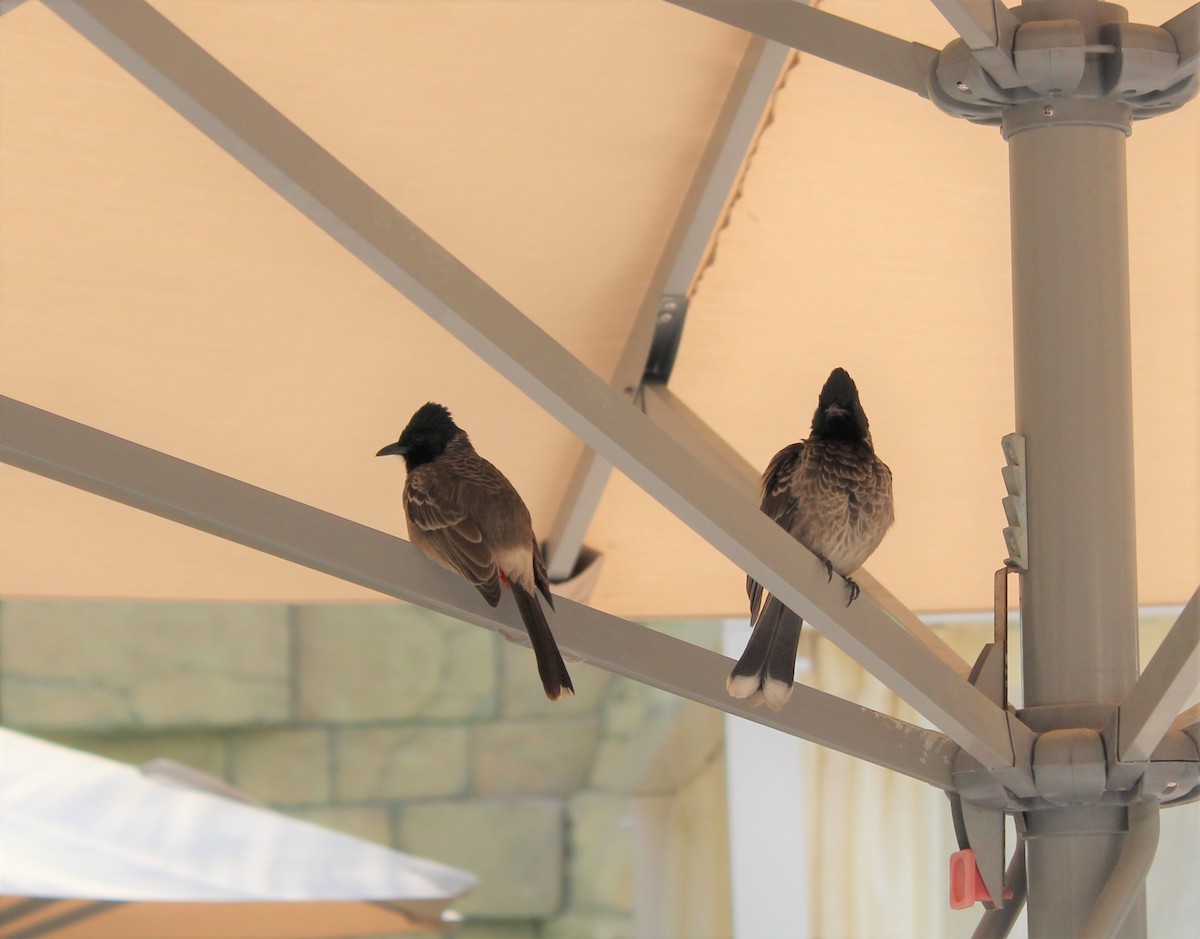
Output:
(726, 595), (802, 711)
(511, 581), (574, 700)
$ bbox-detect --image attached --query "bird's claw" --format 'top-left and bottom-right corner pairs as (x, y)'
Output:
(821, 557), (834, 583)
(843, 575), (860, 606)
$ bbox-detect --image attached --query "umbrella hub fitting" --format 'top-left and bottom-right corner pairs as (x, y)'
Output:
(928, 0), (1198, 130)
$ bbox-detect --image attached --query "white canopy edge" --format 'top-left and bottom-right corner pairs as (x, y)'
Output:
(0, 729), (476, 904)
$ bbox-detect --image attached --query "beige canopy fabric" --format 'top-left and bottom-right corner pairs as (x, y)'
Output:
(0, 0), (1195, 618)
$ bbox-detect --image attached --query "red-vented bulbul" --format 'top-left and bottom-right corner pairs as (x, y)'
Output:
(377, 402), (573, 700)
(728, 368), (894, 711)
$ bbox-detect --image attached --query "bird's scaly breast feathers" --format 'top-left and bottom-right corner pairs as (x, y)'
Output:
(795, 439), (893, 573)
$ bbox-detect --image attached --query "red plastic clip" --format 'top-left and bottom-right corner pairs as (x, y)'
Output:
(949, 849), (1014, 910)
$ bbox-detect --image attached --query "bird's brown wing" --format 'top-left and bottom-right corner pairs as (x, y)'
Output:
(747, 441), (806, 620)
(404, 463), (503, 606)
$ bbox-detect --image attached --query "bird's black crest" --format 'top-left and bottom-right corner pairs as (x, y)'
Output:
(811, 367), (870, 441)
(379, 401), (463, 471)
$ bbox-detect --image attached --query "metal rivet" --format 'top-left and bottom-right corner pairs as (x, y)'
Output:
(658, 311), (673, 324)
(1165, 780), (1178, 790)
(662, 300), (677, 311)
(955, 80), (971, 94)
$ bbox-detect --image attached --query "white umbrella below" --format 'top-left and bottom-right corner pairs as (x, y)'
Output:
(0, 729), (476, 936)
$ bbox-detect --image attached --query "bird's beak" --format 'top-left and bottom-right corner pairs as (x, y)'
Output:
(376, 442), (407, 458)
(823, 404), (849, 418)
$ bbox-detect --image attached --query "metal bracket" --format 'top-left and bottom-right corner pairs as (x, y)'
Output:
(950, 569), (1037, 809)
(929, 0), (1200, 125)
(1106, 706), (1200, 801)
(949, 577), (1015, 906)
(641, 295), (690, 385)
(1033, 728), (1108, 805)
(1000, 434), (1028, 570)
(931, 0), (1024, 89)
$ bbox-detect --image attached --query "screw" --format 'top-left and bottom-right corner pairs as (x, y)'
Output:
(955, 80), (972, 94)
(1043, 105), (1055, 117)
(658, 311), (673, 324)
(1165, 780), (1178, 791)
(663, 299), (678, 311)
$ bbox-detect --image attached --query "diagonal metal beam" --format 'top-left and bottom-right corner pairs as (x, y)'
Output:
(545, 34), (790, 579)
(1163, 2), (1200, 84)
(1174, 702), (1200, 738)
(642, 36), (791, 306)
(663, 0), (940, 99)
(544, 450), (612, 581)
(930, 0), (1011, 48)
(46, 0), (1032, 784)
(0, 395), (957, 790)
(641, 383), (761, 494)
(1116, 587), (1200, 762)
(1078, 799), (1161, 939)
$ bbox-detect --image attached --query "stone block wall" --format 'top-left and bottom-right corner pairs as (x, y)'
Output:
(0, 600), (730, 938)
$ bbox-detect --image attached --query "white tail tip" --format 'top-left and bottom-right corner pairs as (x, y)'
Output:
(727, 672), (762, 700)
(762, 677), (794, 712)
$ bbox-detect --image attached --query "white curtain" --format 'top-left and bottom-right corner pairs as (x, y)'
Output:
(800, 631), (958, 939)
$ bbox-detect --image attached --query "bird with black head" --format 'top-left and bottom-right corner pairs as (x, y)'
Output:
(378, 403), (573, 700)
(728, 368), (894, 711)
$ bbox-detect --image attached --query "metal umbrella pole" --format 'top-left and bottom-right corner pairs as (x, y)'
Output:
(942, 3), (1198, 935)
(1007, 100), (1144, 939)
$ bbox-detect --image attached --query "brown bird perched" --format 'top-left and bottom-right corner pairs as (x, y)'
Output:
(728, 368), (894, 711)
(377, 402), (573, 700)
